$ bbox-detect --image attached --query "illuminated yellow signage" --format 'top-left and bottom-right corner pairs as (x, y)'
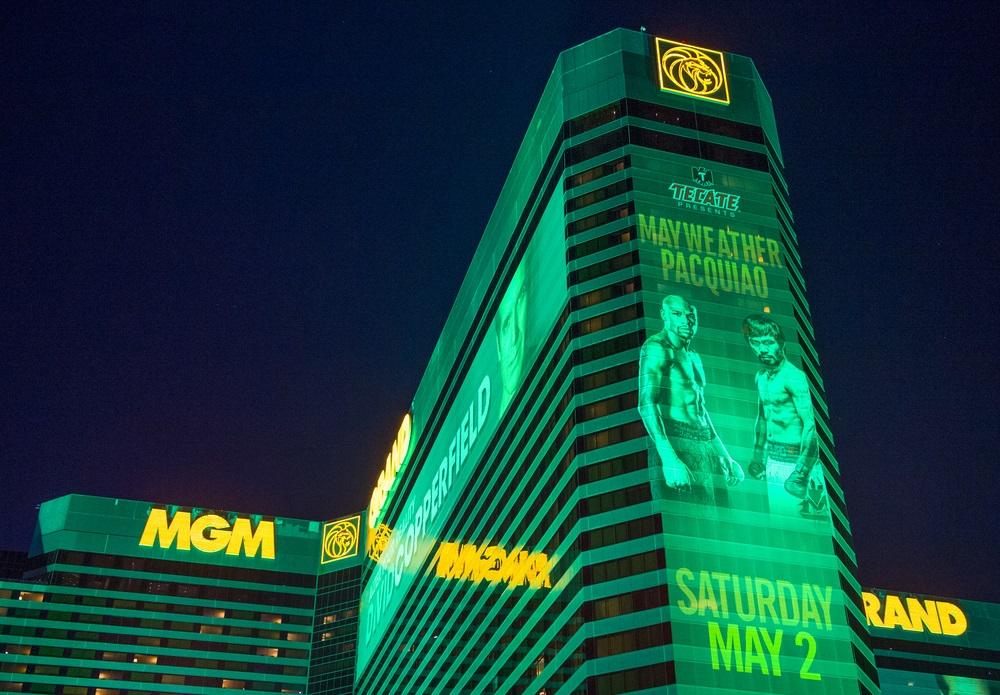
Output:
(367, 523), (392, 563)
(434, 542), (551, 589)
(368, 413), (412, 529)
(138, 508), (275, 559)
(655, 37), (730, 105)
(321, 514), (360, 564)
(862, 591), (967, 636)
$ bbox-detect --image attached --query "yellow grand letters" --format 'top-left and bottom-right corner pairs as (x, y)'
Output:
(861, 591), (967, 636)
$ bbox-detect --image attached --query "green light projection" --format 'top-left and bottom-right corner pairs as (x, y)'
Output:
(357, 192), (566, 673)
(495, 263), (528, 413)
(635, 152), (857, 692)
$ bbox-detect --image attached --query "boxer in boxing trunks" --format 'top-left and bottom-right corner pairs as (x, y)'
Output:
(743, 314), (828, 518)
(639, 295), (743, 503)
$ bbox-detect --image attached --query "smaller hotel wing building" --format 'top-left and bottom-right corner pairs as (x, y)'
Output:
(0, 494), (364, 695)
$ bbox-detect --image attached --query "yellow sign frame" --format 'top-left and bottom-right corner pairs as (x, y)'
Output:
(655, 37), (730, 105)
(321, 514), (361, 564)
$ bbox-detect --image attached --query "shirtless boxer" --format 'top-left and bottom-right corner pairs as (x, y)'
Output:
(743, 314), (827, 517)
(639, 295), (743, 503)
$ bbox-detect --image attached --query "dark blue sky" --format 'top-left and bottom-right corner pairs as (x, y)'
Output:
(2, 3), (997, 600)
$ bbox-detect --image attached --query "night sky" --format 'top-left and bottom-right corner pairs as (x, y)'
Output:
(3, 3), (997, 601)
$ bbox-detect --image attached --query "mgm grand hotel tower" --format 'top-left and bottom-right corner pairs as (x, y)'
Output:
(6, 28), (997, 695)
(358, 29), (882, 695)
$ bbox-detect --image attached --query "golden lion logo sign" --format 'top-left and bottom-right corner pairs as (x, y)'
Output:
(367, 523), (393, 563)
(321, 514), (361, 564)
(655, 38), (730, 105)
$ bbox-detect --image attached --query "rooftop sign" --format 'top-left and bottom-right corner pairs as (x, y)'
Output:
(321, 514), (361, 564)
(655, 37), (730, 105)
(862, 591), (967, 636)
(138, 508), (275, 560)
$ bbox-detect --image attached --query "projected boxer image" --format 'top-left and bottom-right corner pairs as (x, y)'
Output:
(937, 675), (999, 695)
(495, 264), (528, 412)
(743, 313), (828, 518)
(638, 294), (743, 504)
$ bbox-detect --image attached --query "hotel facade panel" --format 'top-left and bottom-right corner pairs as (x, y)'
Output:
(1, 30), (997, 695)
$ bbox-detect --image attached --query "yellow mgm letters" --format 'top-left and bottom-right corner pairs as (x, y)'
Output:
(435, 542), (552, 589)
(139, 508), (276, 560)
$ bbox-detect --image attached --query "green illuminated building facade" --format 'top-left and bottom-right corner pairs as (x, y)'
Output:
(1, 29), (998, 695)
(356, 27), (876, 694)
(0, 495), (365, 694)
